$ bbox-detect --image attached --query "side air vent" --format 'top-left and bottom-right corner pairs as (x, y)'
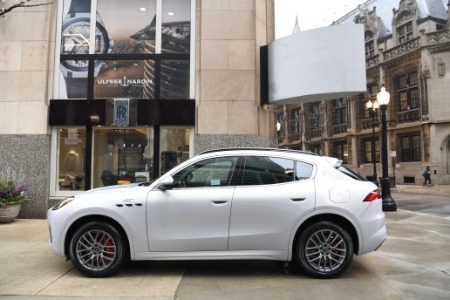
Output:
(115, 203), (143, 208)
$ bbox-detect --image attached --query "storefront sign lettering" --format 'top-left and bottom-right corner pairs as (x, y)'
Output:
(97, 76), (152, 87)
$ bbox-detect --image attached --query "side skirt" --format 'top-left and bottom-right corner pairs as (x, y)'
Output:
(133, 250), (288, 261)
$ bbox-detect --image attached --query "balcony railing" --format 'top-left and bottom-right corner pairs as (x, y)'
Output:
(396, 109), (420, 124)
(360, 118), (380, 131)
(333, 123), (347, 135)
(366, 54), (379, 68)
(309, 129), (322, 139)
(384, 37), (420, 62)
(288, 131), (301, 143)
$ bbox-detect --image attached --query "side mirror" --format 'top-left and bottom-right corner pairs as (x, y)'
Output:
(157, 176), (174, 191)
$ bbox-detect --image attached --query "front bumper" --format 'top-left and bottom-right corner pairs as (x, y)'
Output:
(47, 208), (67, 258)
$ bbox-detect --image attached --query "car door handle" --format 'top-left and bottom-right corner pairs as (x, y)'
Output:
(290, 197), (306, 202)
(211, 200), (228, 205)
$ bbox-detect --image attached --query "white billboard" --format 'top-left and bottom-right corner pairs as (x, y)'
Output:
(267, 24), (366, 104)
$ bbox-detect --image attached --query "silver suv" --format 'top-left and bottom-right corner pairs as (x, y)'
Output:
(48, 148), (386, 278)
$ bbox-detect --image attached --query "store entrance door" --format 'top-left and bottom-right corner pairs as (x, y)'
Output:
(92, 127), (154, 189)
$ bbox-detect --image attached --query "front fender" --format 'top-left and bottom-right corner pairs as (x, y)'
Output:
(58, 207), (143, 260)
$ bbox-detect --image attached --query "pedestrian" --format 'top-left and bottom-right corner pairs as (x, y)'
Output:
(422, 166), (431, 186)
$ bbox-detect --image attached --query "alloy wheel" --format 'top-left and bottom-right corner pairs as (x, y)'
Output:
(75, 229), (117, 272)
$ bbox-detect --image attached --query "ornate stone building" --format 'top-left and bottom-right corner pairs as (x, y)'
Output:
(276, 0), (450, 185)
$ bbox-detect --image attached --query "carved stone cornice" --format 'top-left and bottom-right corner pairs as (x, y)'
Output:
(426, 30), (450, 45)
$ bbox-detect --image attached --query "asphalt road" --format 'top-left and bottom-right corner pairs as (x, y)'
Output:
(392, 189), (450, 219)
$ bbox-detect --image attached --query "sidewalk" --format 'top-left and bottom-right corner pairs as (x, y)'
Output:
(394, 184), (450, 197)
(1, 210), (450, 299)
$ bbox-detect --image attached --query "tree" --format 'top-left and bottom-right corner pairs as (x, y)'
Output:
(0, 0), (52, 19)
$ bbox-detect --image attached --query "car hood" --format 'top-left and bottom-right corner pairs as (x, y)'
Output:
(74, 182), (156, 201)
(82, 183), (141, 194)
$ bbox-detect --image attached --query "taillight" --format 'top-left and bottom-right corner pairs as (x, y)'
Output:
(363, 189), (381, 202)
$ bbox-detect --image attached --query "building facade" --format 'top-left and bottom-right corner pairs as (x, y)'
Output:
(0, 0), (276, 218)
(277, 0), (450, 186)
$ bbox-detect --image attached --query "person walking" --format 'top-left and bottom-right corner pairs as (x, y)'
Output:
(422, 166), (431, 186)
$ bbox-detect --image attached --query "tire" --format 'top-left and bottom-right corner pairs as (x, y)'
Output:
(69, 221), (126, 277)
(296, 221), (353, 279)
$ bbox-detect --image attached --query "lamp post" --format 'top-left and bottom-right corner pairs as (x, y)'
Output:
(366, 100), (379, 186)
(377, 86), (397, 212)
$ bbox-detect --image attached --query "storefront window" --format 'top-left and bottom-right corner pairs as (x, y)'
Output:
(162, 0), (191, 54)
(57, 128), (86, 191)
(160, 127), (190, 175)
(95, 60), (155, 98)
(53, 1), (194, 196)
(97, 0), (157, 55)
(59, 0), (192, 99)
(60, 0), (192, 57)
(92, 128), (154, 188)
(160, 60), (190, 99)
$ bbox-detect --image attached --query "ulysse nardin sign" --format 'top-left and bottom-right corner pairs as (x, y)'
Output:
(97, 76), (152, 87)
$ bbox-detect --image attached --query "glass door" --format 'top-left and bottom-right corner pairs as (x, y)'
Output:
(92, 127), (154, 188)
(56, 128), (86, 191)
(160, 127), (191, 175)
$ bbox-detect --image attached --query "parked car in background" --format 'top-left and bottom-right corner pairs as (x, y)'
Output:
(47, 148), (386, 279)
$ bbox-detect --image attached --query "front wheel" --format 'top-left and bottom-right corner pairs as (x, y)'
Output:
(69, 221), (126, 277)
(296, 221), (353, 279)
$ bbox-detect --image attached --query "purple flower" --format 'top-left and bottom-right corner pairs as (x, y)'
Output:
(12, 184), (26, 197)
(0, 189), (6, 197)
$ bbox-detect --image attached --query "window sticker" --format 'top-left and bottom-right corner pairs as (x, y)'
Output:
(211, 179), (221, 186)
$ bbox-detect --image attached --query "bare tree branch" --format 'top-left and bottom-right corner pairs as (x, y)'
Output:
(0, 0), (53, 18)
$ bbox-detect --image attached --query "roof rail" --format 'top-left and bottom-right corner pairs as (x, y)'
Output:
(198, 147), (318, 156)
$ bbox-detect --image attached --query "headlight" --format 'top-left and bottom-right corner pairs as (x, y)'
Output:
(52, 196), (75, 210)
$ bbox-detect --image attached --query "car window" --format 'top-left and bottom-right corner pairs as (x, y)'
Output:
(173, 156), (238, 188)
(242, 156), (294, 185)
(295, 161), (313, 180)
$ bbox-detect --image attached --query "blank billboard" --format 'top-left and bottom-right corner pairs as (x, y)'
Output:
(267, 24), (366, 105)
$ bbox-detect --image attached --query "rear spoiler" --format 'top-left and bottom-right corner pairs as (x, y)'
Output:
(324, 157), (343, 169)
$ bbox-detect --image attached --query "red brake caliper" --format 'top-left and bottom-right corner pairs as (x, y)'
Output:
(103, 236), (114, 258)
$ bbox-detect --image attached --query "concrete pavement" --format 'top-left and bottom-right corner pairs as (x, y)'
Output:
(394, 184), (450, 197)
(0, 187), (449, 299)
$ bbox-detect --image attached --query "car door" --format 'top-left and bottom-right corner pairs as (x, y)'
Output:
(146, 156), (238, 252)
(229, 156), (316, 252)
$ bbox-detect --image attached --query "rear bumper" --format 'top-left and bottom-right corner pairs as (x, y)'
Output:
(363, 223), (387, 254)
(359, 201), (387, 255)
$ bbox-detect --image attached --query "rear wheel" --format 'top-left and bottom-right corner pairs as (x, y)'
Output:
(296, 221), (353, 278)
(69, 221), (126, 277)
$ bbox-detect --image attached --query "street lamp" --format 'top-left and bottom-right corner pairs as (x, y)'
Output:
(366, 100), (379, 186)
(377, 86), (397, 212)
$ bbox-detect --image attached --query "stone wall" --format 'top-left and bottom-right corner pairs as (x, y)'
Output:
(0, 135), (51, 219)
(194, 134), (277, 154)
